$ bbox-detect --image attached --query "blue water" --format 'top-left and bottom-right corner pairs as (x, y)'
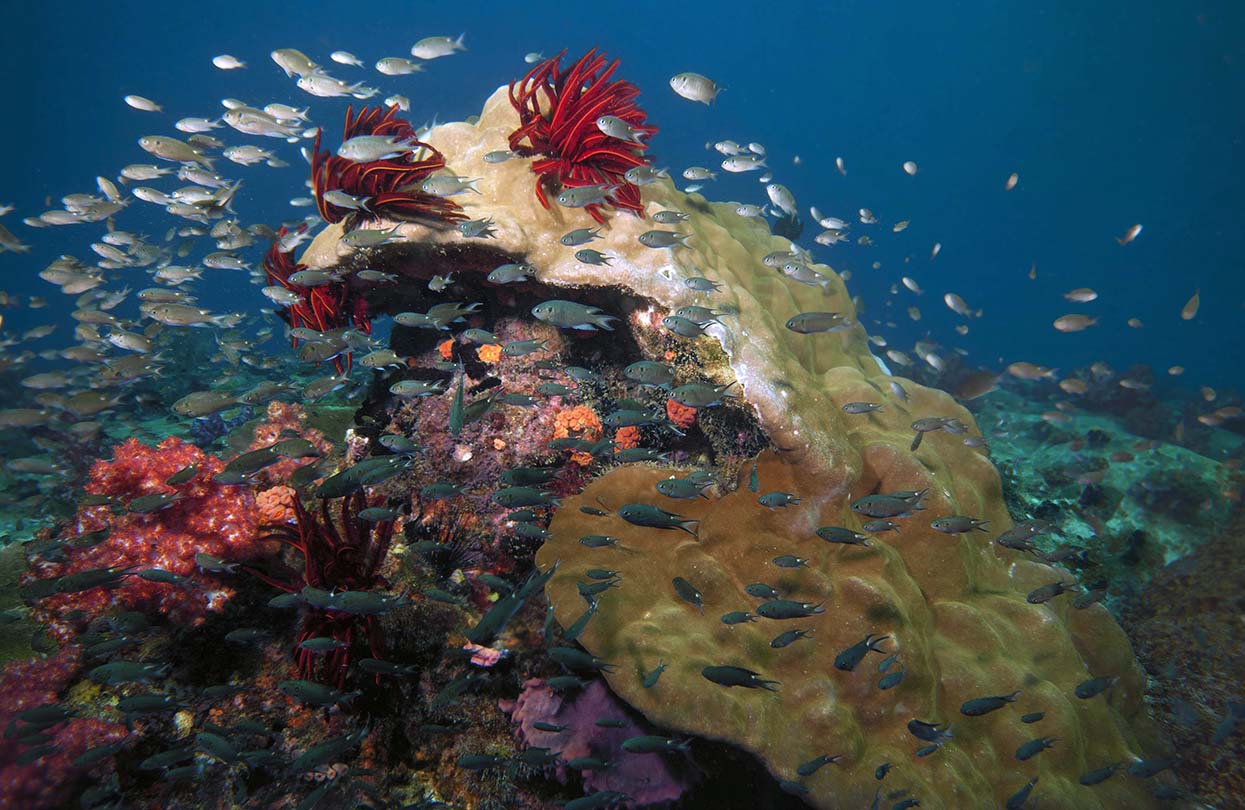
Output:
(2, 1), (1242, 389)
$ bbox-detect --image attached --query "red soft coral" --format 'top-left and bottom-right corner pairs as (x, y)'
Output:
(25, 437), (265, 640)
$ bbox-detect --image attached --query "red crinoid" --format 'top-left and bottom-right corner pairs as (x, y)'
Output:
(262, 226), (367, 373)
(311, 105), (467, 225)
(508, 48), (657, 224)
(245, 493), (395, 688)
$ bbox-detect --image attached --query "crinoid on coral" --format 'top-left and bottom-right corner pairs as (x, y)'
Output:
(263, 226), (363, 342)
(508, 48), (657, 223)
(311, 104), (467, 226)
(244, 492), (396, 687)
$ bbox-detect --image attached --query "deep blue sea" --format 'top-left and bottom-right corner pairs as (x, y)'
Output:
(3, 1), (1242, 389)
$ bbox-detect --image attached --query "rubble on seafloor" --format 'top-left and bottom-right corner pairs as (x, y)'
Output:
(973, 389), (1242, 597)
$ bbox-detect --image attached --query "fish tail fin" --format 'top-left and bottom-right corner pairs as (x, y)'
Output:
(455, 32), (467, 50)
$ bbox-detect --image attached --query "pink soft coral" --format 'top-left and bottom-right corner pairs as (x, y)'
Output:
(26, 437), (265, 639)
(246, 401), (334, 485)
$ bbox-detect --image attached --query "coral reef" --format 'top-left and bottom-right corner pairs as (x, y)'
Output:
(3, 65), (1224, 810)
(287, 85), (1169, 807)
(299, 85), (879, 481)
(24, 437), (264, 640)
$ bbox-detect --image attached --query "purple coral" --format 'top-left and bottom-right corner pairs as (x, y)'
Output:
(501, 678), (695, 806)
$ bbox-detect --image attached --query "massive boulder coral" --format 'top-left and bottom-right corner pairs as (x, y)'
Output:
(297, 88), (882, 476)
(297, 88), (1164, 808)
(538, 455), (1160, 809)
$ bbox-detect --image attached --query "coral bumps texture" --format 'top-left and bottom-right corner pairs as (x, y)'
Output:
(538, 454), (1160, 809)
(304, 87), (1162, 808)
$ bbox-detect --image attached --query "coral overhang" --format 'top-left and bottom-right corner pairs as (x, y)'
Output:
(508, 49), (657, 223)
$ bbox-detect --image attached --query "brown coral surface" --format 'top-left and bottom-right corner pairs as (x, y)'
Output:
(536, 450), (1161, 809)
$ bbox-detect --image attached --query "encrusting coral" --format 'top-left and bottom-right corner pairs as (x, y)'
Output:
(501, 678), (694, 805)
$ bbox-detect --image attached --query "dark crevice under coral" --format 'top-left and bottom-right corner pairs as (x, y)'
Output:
(348, 239), (769, 472)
